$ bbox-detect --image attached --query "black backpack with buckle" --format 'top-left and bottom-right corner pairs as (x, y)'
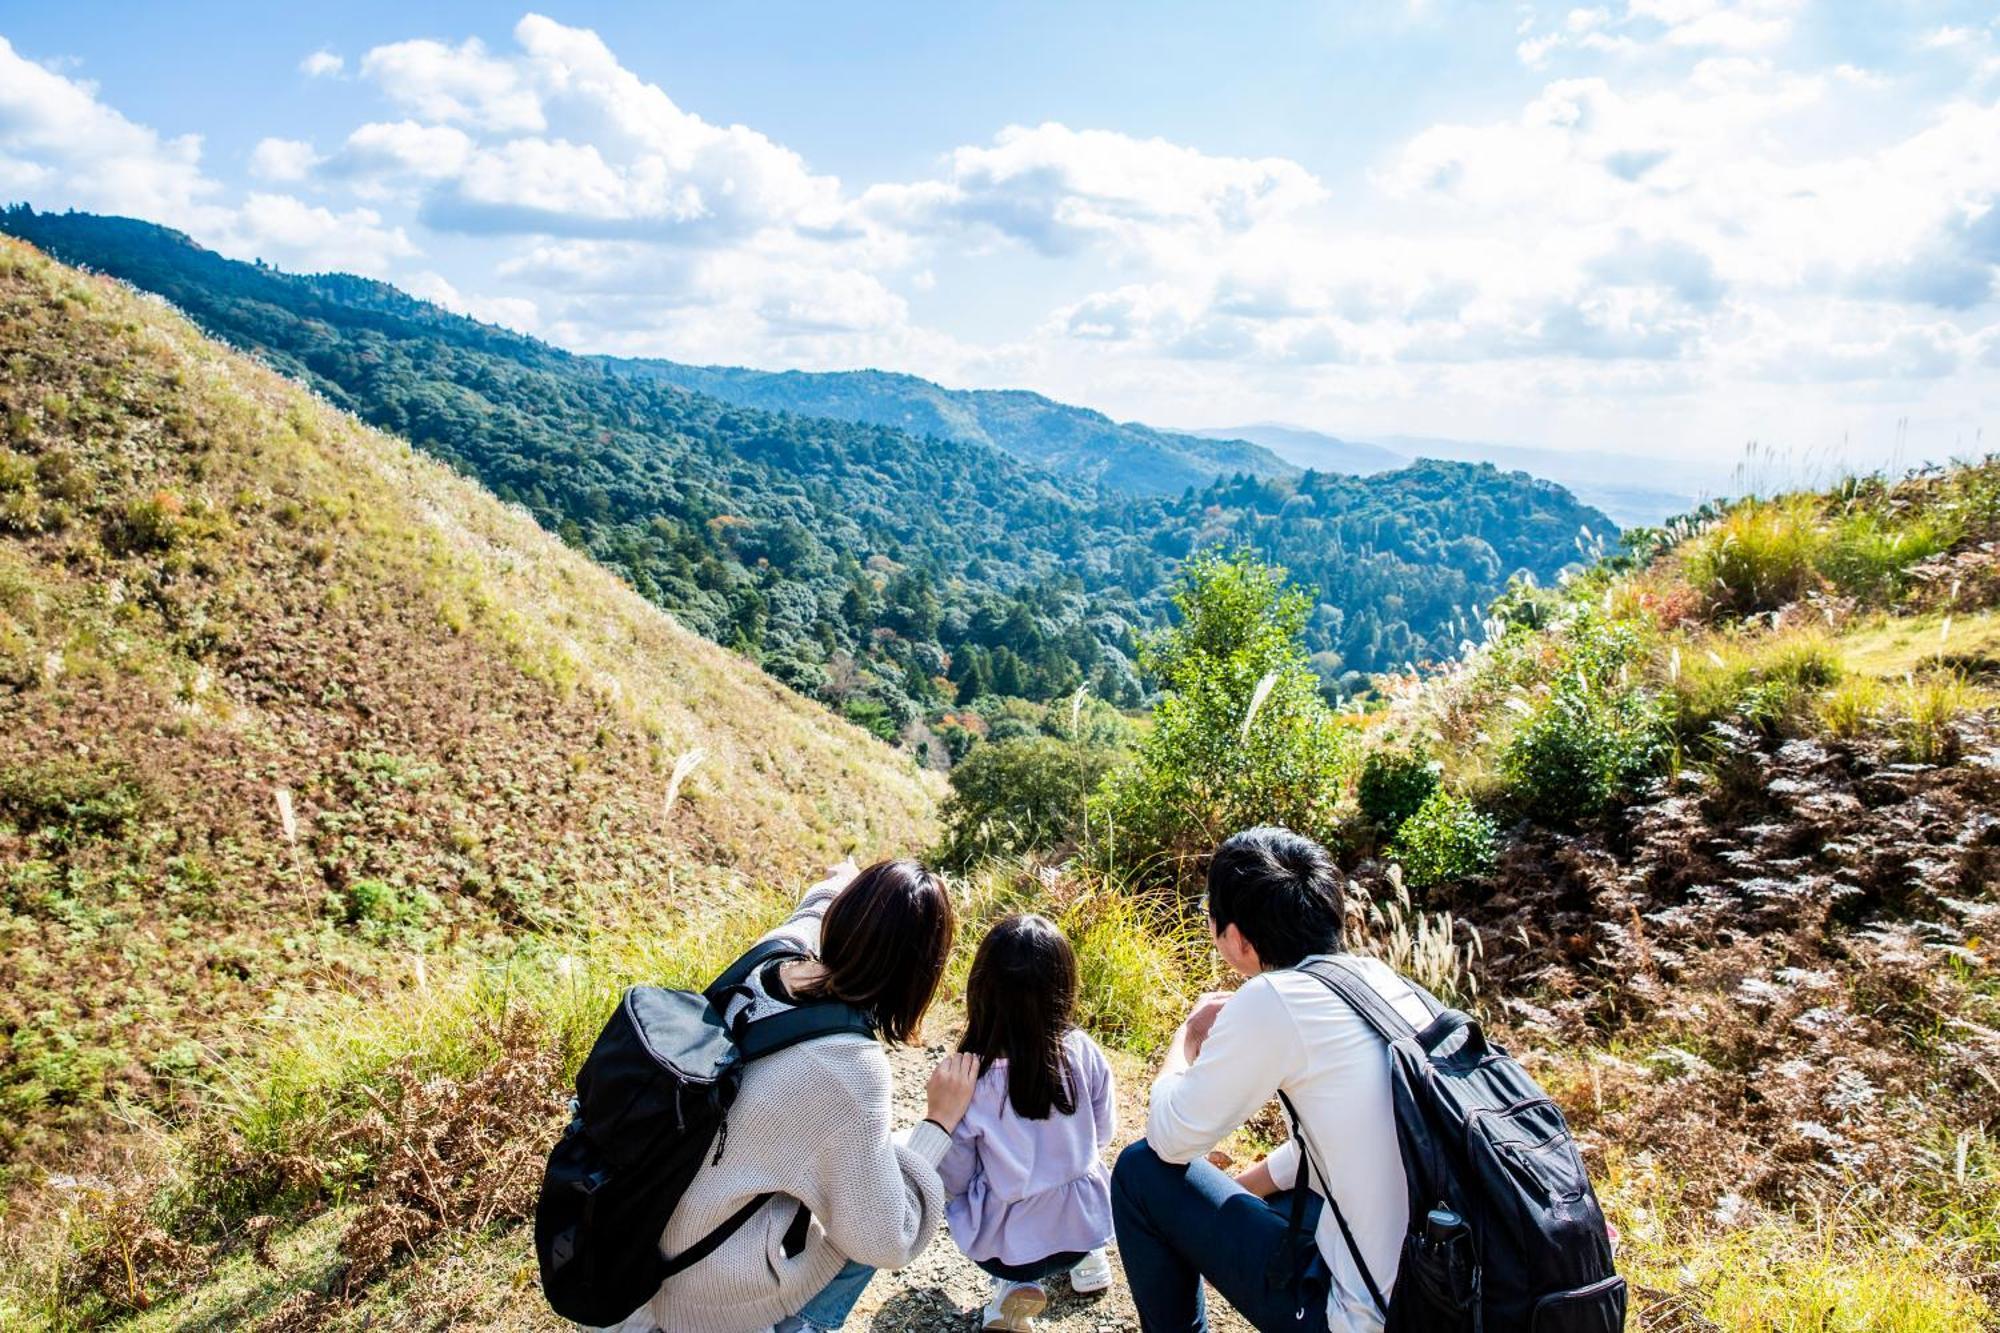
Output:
(533, 938), (874, 1327)
(1277, 956), (1625, 1332)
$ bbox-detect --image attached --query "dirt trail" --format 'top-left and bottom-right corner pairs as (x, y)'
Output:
(852, 1024), (1254, 1333)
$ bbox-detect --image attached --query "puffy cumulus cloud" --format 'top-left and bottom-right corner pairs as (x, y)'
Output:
(300, 50), (345, 79)
(212, 194), (417, 275)
(402, 270), (540, 331)
(492, 234), (925, 367)
(360, 35), (543, 133)
(325, 15), (839, 244)
(248, 137), (321, 183)
(329, 121), (475, 186)
(0, 38), (421, 280)
(861, 122), (1326, 259)
(0, 34), (215, 224)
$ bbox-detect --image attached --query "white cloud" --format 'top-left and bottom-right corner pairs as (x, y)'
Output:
(360, 35), (543, 132)
(213, 193), (417, 275)
(0, 34), (216, 223)
(300, 49), (344, 79)
(861, 122), (1327, 258)
(1922, 26), (1978, 51)
(331, 121), (475, 183)
(1518, 0), (1801, 65)
(248, 136), (320, 182)
(331, 15), (839, 243)
(403, 270), (540, 331)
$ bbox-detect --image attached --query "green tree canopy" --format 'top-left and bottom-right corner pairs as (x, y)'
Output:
(1093, 550), (1357, 889)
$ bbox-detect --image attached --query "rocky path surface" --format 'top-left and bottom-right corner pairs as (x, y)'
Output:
(851, 1027), (1255, 1333)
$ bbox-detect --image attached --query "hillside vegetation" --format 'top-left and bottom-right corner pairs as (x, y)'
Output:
(0, 207), (1615, 725)
(936, 459), (2000, 1328)
(0, 235), (937, 1185)
(609, 361), (1294, 496)
(10, 224), (1998, 1333)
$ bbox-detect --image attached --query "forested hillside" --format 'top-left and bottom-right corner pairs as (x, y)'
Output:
(0, 207), (1615, 737)
(610, 361), (1293, 495)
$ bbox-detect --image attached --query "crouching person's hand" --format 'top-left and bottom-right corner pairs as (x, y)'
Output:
(925, 1052), (980, 1133)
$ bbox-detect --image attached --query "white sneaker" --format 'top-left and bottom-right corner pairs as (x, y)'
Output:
(981, 1278), (1048, 1331)
(1068, 1247), (1113, 1294)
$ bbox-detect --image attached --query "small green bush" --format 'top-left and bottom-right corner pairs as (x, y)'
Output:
(1673, 632), (1842, 738)
(1358, 748), (1441, 837)
(1389, 788), (1498, 890)
(1682, 499), (1825, 616)
(1823, 509), (1958, 602)
(103, 489), (185, 555)
(1504, 686), (1666, 827)
(0, 760), (147, 840)
(934, 735), (1120, 869)
(1091, 551), (1357, 886)
(337, 877), (439, 942)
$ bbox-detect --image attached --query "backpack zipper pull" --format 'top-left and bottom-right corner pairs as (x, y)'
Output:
(711, 1116), (729, 1166)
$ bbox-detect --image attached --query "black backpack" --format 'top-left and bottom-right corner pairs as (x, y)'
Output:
(533, 938), (875, 1327)
(1278, 956), (1625, 1333)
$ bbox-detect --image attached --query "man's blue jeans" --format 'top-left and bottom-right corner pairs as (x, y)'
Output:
(1111, 1140), (1330, 1333)
(779, 1259), (874, 1331)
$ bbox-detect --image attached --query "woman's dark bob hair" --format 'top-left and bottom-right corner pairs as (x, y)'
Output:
(958, 913), (1079, 1120)
(796, 858), (954, 1044)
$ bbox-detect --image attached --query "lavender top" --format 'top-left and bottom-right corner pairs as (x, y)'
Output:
(938, 1028), (1117, 1266)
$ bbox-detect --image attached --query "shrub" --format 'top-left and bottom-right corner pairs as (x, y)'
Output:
(337, 877), (439, 942)
(934, 735), (1120, 869)
(1504, 685), (1667, 827)
(104, 489), (185, 555)
(0, 759), (147, 840)
(1358, 747), (1441, 837)
(1389, 788), (1498, 890)
(1682, 498), (1825, 616)
(1091, 550), (1356, 888)
(1823, 508), (1959, 602)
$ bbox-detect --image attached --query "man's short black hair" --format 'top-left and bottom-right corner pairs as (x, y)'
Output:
(1206, 826), (1345, 969)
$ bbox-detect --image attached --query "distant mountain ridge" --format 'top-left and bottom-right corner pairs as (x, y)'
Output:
(1188, 423), (1407, 476)
(1200, 422), (1706, 528)
(604, 360), (1295, 496)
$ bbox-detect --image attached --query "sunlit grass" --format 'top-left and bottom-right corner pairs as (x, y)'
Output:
(1668, 628), (1843, 737)
(1601, 1155), (1993, 1333)
(1681, 498), (1825, 615)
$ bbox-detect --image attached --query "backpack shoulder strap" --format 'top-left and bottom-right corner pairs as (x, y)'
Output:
(705, 937), (805, 1001)
(737, 1002), (875, 1060)
(1296, 955), (1438, 1044)
(1278, 1089), (1389, 1320)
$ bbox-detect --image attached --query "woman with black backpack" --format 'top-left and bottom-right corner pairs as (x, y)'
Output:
(593, 857), (974, 1333)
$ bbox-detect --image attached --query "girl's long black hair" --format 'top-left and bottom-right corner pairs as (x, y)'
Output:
(958, 913), (1079, 1120)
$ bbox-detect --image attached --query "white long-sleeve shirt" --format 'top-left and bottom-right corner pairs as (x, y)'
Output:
(1145, 954), (1432, 1333)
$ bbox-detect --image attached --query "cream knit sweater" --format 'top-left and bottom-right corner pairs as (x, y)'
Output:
(604, 876), (950, 1333)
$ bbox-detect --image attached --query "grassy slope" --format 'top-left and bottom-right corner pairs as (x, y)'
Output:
(0, 235), (938, 1174)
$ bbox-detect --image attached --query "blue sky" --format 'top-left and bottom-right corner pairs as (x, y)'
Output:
(2, 2), (1997, 476)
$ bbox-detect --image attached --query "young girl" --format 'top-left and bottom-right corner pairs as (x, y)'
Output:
(937, 914), (1118, 1332)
